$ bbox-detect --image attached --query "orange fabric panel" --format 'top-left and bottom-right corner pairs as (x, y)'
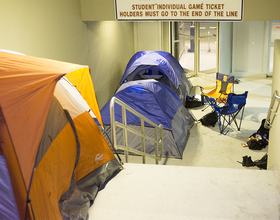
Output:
(0, 122), (27, 220)
(2, 82), (58, 191)
(65, 68), (104, 127)
(29, 123), (77, 220)
(226, 83), (234, 94)
(0, 52), (84, 81)
(73, 112), (115, 182)
(204, 81), (233, 99)
(0, 52), (85, 191)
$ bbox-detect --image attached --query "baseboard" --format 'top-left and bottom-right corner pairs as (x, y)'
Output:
(233, 72), (267, 79)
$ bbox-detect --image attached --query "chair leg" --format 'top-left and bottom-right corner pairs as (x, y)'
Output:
(218, 114), (230, 134)
(231, 113), (240, 130)
(227, 107), (245, 131)
(202, 104), (210, 111)
(237, 107), (245, 130)
(201, 95), (213, 111)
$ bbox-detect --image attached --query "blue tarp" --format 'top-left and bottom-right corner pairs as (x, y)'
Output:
(0, 155), (20, 220)
(101, 80), (182, 130)
(119, 51), (184, 88)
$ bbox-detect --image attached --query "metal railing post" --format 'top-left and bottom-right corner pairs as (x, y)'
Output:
(110, 97), (118, 154)
(265, 90), (280, 129)
(122, 105), (129, 163)
(110, 97), (164, 164)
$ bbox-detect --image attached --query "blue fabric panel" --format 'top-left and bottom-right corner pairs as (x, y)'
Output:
(216, 72), (235, 84)
(100, 80), (182, 130)
(131, 65), (165, 80)
(213, 91), (248, 115)
(153, 51), (184, 77)
(119, 51), (184, 88)
(0, 155), (20, 220)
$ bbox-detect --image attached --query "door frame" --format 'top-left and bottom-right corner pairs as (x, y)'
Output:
(171, 21), (220, 77)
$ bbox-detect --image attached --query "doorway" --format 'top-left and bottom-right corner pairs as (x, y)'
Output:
(171, 21), (219, 76)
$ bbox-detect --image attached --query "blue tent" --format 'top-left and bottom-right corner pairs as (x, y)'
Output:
(100, 80), (195, 158)
(0, 156), (20, 220)
(118, 51), (192, 106)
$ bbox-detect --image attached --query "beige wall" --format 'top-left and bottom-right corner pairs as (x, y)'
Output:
(0, 0), (89, 65)
(243, 0), (280, 21)
(133, 21), (170, 53)
(0, 1), (135, 109)
(86, 21), (135, 108)
(81, 0), (115, 21)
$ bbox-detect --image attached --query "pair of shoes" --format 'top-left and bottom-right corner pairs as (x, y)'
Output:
(242, 156), (256, 167)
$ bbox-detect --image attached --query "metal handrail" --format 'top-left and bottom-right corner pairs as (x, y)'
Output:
(264, 90), (280, 129)
(110, 97), (164, 164)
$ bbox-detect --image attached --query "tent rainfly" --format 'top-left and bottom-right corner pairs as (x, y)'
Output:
(118, 51), (192, 106)
(0, 51), (122, 220)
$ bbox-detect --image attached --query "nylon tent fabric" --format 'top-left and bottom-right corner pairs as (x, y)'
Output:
(119, 51), (183, 88)
(29, 97), (79, 220)
(0, 51), (121, 219)
(64, 68), (104, 127)
(0, 155), (20, 220)
(0, 52), (93, 190)
(99, 80), (195, 158)
(102, 80), (182, 129)
(54, 77), (117, 182)
(0, 107), (27, 220)
(118, 51), (192, 106)
(54, 77), (96, 119)
(151, 51), (184, 78)
(0, 52), (80, 219)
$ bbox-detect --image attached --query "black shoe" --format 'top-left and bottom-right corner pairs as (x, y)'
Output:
(242, 156), (247, 166)
(246, 156), (256, 167)
(256, 162), (267, 170)
(254, 153), (268, 170)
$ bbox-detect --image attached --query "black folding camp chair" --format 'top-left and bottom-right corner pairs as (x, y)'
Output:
(208, 91), (248, 134)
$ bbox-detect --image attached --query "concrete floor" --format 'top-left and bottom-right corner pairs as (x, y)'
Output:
(89, 163), (279, 220)
(88, 74), (279, 220)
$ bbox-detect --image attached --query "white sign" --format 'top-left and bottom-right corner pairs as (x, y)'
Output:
(115, 0), (243, 21)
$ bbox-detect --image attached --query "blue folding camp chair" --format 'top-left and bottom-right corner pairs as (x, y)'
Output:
(208, 91), (248, 134)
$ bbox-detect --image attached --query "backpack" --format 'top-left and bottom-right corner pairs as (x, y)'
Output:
(199, 111), (218, 127)
(247, 133), (268, 150)
(247, 119), (269, 150)
(247, 139), (263, 150)
(185, 96), (204, 108)
(257, 119), (269, 139)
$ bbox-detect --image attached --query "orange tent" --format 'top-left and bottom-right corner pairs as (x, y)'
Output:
(0, 51), (122, 219)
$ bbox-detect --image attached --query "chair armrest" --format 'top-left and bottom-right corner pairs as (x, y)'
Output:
(189, 86), (201, 96)
(198, 85), (216, 91)
(202, 85), (216, 90)
(205, 96), (217, 105)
